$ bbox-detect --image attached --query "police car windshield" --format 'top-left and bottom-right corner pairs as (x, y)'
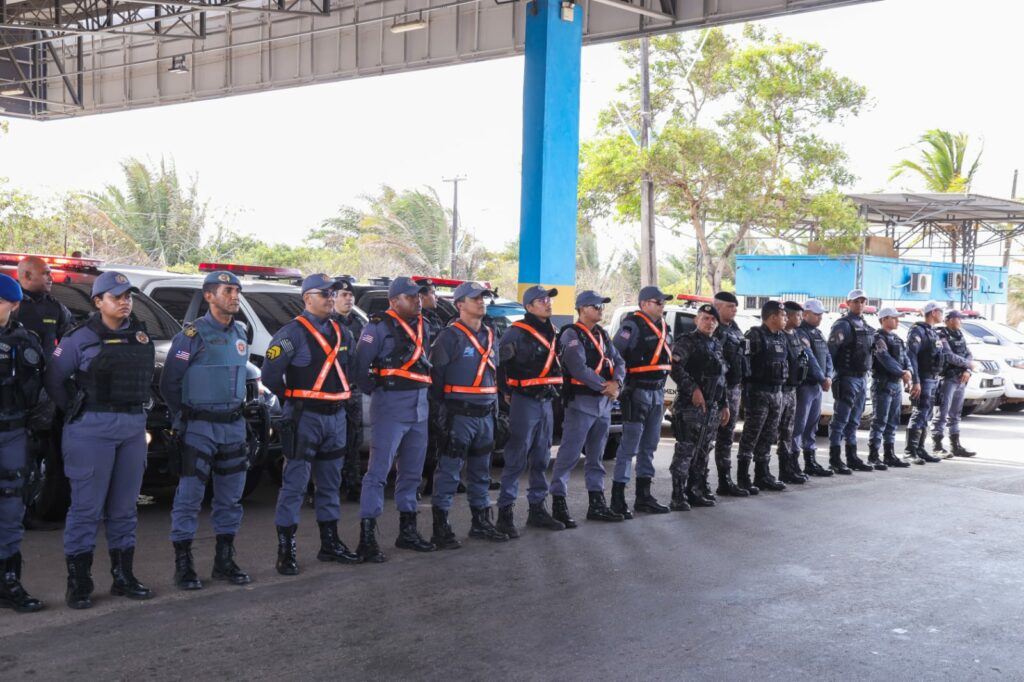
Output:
(243, 291), (306, 335)
(49, 282), (181, 340)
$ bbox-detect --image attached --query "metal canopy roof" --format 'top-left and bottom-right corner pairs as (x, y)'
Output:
(847, 192), (1024, 225)
(0, 0), (876, 120)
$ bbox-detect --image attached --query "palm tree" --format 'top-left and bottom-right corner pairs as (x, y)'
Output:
(890, 129), (982, 193)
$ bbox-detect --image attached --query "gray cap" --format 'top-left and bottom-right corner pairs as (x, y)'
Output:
(945, 309), (964, 320)
(92, 271), (139, 298)
(846, 288), (867, 301)
(922, 300), (944, 315)
(877, 307), (903, 319)
(301, 273), (344, 294)
(387, 276), (428, 298)
(638, 286), (672, 305)
(576, 290), (612, 308)
(522, 285), (558, 307)
(803, 298), (827, 315)
(452, 280), (494, 303)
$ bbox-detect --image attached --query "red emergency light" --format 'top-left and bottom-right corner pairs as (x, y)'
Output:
(0, 251), (102, 269)
(677, 293), (713, 303)
(959, 310), (981, 318)
(896, 307), (918, 313)
(198, 262), (302, 279)
(412, 276), (494, 290)
(864, 305), (877, 314)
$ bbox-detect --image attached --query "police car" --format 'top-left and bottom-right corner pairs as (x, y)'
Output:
(0, 252), (271, 519)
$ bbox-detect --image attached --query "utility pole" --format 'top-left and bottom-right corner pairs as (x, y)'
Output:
(1004, 169), (1018, 268)
(442, 175), (466, 278)
(639, 36), (657, 287)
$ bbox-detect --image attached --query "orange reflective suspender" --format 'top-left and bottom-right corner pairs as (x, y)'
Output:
(284, 316), (352, 401)
(375, 310), (432, 385)
(626, 313), (672, 375)
(444, 321), (497, 395)
(569, 322), (612, 386)
(505, 321), (562, 388)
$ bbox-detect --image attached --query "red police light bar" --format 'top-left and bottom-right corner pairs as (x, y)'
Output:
(896, 307), (918, 313)
(677, 293), (713, 303)
(413, 276), (494, 290)
(198, 262), (302, 279)
(959, 309), (981, 317)
(864, 305), (877, 314)
(0, 252), (102, 269)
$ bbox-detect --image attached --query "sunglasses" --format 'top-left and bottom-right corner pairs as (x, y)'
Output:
(586, 304), (605, 311)
(531, 296), (551, 305)
(645, 299), (666, 306)
(307, 289), (337, 299)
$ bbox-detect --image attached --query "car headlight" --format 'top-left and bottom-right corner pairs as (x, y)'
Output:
(1007, 358), (1024, 370)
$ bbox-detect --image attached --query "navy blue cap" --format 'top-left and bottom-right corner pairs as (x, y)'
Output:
(388, 276), (428, 299)
(92, 271), (139, 298)
(697, 303), (720, 321)
(301, 273), (344, 294)
(945, 309), (964, 320)
(523, 285), (558, 306)
(0, 273), (22, 303)
(452, 281), (494, 303)
(203, 270), (242, 289)
(576, 290), (611, 308)
(638, 286), (672, 305)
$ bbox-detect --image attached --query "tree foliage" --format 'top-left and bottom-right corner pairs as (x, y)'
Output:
(890, 129), (982, 193)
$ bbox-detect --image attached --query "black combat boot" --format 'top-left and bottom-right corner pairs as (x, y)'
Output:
(469, 507), (510, 542)
(496, 504), (520, 539)
(213, 534), (253, 583)
(884, 442), (910, 468)
(916, 429), (941, 463)
(173, 540), (202, 590)
(395, 512), (437, 552)
(609, 481), (633, 519)
(551, 495), (578, 528)
(685, 479), (717, 507)
(715, 462), (749, 497)
(778, 448), (805, 485)
(276, 525), (300, 575)
(670, 473), (691, 511)
(904, 428), (925, 465)
(316, 522), (361, 563)
(430, 507), (462, 550)
(867, 445), (888, 471)
(802, 449), (834, 477)
(586, 491), (624, 521)
(829, 444), (852, 475)
(65, 552), (94, 609)
(792, 450), (809, 481)
(753, 459), (786, 491)
(736, 459), (760, 495)
(109, 547), (153, 600)
(698, 465), (718, 501)
(356, 518), (386, 563)
(950, 434), (976, 458)
(845, 443), (873, 472)
(527, 500), (566, 531)
(634, 477), (670, 514)
(0, 553), (43, 613)
(932, 434), (949, 458)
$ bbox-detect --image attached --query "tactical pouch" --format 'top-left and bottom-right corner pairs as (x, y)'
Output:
(279, 419), (300, 461)
(0, 467), (25, 499)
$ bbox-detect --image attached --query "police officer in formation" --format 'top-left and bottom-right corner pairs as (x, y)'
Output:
(906, 301), (945, 464)
(331, 276), (365, 502)
(495, 286), (564, 535)
(776, 301), (814, 485)
(712, 292), (751, 497)
(869, 308), (912, 469)
(46, 271), (156, 609)
(14, 256), (74, 356)
(353, 277), (436, 561)
(668, 304), (729, 510)
(428, 281), (508, 547)
(792, 299), (834, 478)
(262, 274), (359, 575)
(419, 280), (446, 497)
(161, 270), (252, 590)
(611, 286), (674, 518)
(737, 300), (787, 493)
(933, 310), (976, 458)
(827, 289), (875, 474)
(549, 291), (626, 526)
(0, 274), (45, 613)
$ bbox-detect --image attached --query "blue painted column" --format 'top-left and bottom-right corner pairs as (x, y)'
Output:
(517, 0), (583, 322)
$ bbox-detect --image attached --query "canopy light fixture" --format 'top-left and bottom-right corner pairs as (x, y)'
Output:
(169, 55), (189, 74)
(0, 86), (24, 96)
(390, 12), (426, 33)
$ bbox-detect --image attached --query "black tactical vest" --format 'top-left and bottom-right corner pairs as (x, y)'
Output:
(798, 321), (829, 376)
(14, 292), (65, 356)
(783, 330), (809, 387)
(371, 313), (432, 391)
(939, 329), (970, 378)
(714, 321), (748, 387)
(0, 322), (44, 427)
(331, 312), (364, 341)
(559, 323), (615, 398)
(745, 325), (788, 387)
(871, 330), (906, 382)
(505, 316), (562, 399)
(286, 319), (349, 399)
(833, 315), (873, 375)
(75, 315), (155, 410)
(621, 311), (671, 390)
(682, 331), (728, 397)
(913, 322), (944, 377)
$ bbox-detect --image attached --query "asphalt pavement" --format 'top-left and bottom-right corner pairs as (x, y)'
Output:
(3, 413), (1024, 680)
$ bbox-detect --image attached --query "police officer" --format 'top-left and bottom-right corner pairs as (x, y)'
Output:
(777, 301), (814, 485)
(418, 280), (446, 497)
(712, 291), (751, 497)
(668, 304), (729, 510)
(494, 286), (565, 536)
(0, 274), (45, 613)
(610, 286), (674, 518)
(549, 291), (626, 526)
(331, 276), (365, 502)
(14, 256), (74, 356)
(262, 274), (360, 575)
(869, 308), (913, 469)
(353, 276), (436, 562)
(737, 300), (789, 493)
(827, 289), (875, 474)
(45, 271), (155, 609)
(428, 281), (509, 548)
(933, 310), (976, 458)
(161, 270), (252, 590)
(792, 299), (834, 478)
(906, 301), (945, 464)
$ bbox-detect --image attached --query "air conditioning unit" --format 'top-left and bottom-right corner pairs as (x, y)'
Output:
(970, 275), (980, 290)
(944, 272), (963, 289)
(910, 273), (932, 293)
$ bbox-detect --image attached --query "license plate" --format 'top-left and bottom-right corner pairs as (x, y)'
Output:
(983, 377), (1004, 388)
(992, 377), (1005, 387)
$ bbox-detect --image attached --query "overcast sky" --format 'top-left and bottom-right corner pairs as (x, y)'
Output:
(2, 0), (1021, 267)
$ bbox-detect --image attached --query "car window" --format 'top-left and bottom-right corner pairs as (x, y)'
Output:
(243, 291), (305, 335)
(990, 321), (1024, 344)
(149, 287), (197, 323)
(962, 322), (994, 341)
(50, 283), (181, 340)
(673, 313), (696, 337)
(360, 294), (390, 316)
(194, 298), (253, 331)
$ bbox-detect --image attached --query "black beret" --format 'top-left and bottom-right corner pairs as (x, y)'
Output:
(783, 300), (803, 312)
(761, 300), (784, 318)
(713, 291), (738, 304)
(697, 303), (720, 321)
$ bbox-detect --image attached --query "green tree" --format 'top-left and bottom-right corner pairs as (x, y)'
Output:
(890, 129), (982, 193)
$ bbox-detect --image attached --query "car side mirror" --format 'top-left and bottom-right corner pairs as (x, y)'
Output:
(983, 335), (1000, 345)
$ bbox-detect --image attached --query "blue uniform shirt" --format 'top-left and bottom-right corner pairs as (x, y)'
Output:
(559, 323), (626, 416)
(429, 320), (499, 406)
(352, 312), (430, 423)
(45, 315), (132, 412)
(261, 310), (353, 415)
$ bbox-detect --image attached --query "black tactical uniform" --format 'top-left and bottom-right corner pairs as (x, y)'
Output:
(738, 317), (789, 493)
(712, 316), (750, 497)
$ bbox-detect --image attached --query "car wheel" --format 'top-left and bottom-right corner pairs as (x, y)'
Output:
(961, 404), (977, 417)
(975, 397), (1001, 415)
(998, 402), (1024, 413)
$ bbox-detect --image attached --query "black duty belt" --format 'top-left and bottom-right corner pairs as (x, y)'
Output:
(0, 417), (27, 432)
(444, 400), (495, 417)
(184, 407), (244, 423)
(292, 399), (346, 415)
(84, 402), (144, 414)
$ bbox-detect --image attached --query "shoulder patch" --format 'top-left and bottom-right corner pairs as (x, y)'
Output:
(265, 345), (282, 361)
(183, 324), (198, 338)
